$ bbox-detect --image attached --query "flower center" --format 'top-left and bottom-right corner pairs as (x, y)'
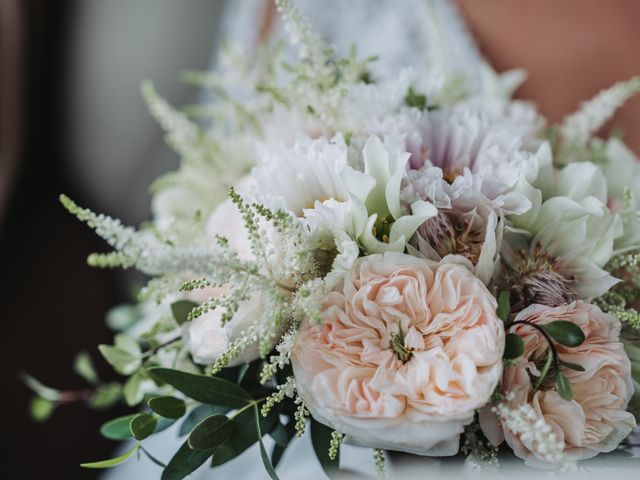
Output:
(415, 211), (484, 263)
(390, 322), (413, 363)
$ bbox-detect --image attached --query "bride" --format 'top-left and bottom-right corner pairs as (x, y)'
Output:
(102, 0), (639, 478)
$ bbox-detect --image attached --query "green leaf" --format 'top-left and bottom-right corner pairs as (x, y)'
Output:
(88, 382), (122, 409)
(162, 440), (213, 480)
(211, 404), (278, 467)
(81, 443), (140, 469)
(148, 368), (252, 408)
(559, 359), (586, 372)
(115, 334), (143, 355)
(100, 414), (137, 440)
(149, 396), (187, 419)
(123, 371), (145, 407)
(73, 351), (100, 385)
(20, 372), (61, 401)
(555, 371), (573, 401)
(496, 291), (511, 322)
(101, 413), (174, 440)
(130, 413), (157, 441)
(171, 300), (199, 325)
(542, 321), (585, 347)
(98, 345), (141, 376)
(106, 304), (140, 331)
(254, 406), (280, 480)
(179, 405), (231, 436)
(310, 418), (339, 479)
(504, 333), (525, 360)
(188, 415), (234, 451)
(30, 397), (55, 422)
(534, 351), (554, 390)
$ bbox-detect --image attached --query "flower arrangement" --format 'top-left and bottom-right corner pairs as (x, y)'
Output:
(26, 1), (640, 477)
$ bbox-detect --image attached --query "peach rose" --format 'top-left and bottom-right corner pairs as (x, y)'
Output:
(291, 252), (504, 455)
(498, 301), (636, 465)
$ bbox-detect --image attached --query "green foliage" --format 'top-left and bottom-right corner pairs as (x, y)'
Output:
(541, 321), (585, 347)
(81, 443), (140, 469)
(100, 414), (138, 440)
(123, 371), (146, 407)
(30, 397), (55, 422)
(534, 351), (553, 391)
(170, 300), (199, 326)
(255, 406), (280, 480)
(179, 405), (231, 436)
(106, 304), (141, 331)
(555, 371), (573, 401)
(99, 334), (142, 375)
(149, 396), (187, 419)
(162, 441), (212, 480)
(503, 333), (525, 360)
(210, 403), (278, 467)
(149, 368), (253, 408)
(73, 351), (100, 385)
(496, 292), (511, 323)
(310, 419), (340, 479)
(188, 415), (234, 450)
(130, 413), (158, 440)
(88, 383), (123, 410)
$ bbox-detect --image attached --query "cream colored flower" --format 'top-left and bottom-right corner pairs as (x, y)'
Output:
(292, 253), (504, 455)
(499, 302), (636, 465)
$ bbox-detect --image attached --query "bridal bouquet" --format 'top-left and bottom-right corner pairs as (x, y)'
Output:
(27, 1), (640, 478)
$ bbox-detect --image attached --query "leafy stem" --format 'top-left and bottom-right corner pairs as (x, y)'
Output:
(508, 320), (560, 392)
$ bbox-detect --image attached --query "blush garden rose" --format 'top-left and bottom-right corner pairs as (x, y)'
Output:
(292, 253), (504, 455)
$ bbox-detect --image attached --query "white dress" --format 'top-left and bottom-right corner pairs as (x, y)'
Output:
(103, 1), (639, 479)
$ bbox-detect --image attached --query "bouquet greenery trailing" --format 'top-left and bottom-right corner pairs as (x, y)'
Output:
(26, 1), (640, 478)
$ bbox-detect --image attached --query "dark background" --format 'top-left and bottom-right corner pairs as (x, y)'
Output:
(0, 1), (128, 477)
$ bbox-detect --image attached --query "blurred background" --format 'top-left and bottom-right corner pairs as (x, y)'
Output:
(1, 0), (639, 478)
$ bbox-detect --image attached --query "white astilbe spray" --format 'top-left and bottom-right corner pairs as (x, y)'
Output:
(273, 0), (375, 124)
(560, 76), (640, 145)
(62, 191), (322, 372)
(492, 399), (573, 469)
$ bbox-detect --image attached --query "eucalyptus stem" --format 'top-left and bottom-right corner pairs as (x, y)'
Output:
(508, 320), (560, 389)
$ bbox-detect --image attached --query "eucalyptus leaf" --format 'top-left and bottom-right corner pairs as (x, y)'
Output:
(311, 418), (339, 479)
(100, 414), (137, 440)
(534, 351), (554, 391)
(30, 397), (55, 422)
(130, 413), (158, 440)
(149, 396), (187, 419)
(504, 333), (525, 360)
(496, 291), (511, 322)
(188, 415), (234, 450)
(211, 404), (278, 466)
(162, 440), (213, 480)
(559, 359), (586, 372)
(115, 334), (143, 355)
(20, 372), (61, 401)
(98, 345), (141, 376)
(123, 371), (145, 407)
(73, 351), (100, 385)
(88, 382), (122, 409)
(148, 368), (252, 408)
(542, 321), (585, 347)
(254, 406), (280, 480)
(179, 405), (231, 436)
(81, 443), (140, 469)
(106, 304), (140, 331)
(171, 300), (199, 325)
(555, 371), (573, 401)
